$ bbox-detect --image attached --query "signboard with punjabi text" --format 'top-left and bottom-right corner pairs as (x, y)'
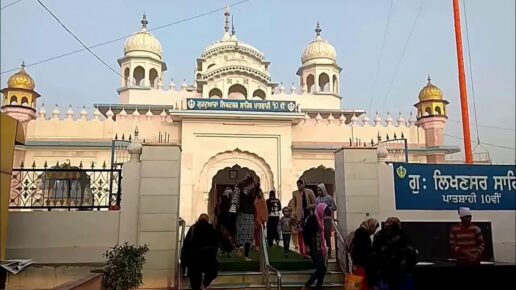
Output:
(186, 98), (297, 113)
(393, 163), (516, 210)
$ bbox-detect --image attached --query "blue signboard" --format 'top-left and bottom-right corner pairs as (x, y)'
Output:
(393, 163), (516, 210)
(186, 98), (297, 113)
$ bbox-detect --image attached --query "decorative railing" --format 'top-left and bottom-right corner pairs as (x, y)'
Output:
(9, 162), (122, 211)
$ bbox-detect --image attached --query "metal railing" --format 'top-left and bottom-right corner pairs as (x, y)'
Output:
(260, 224), (282, 290)
(175, 217), (186, 290)
(9, 165), (122, 211)
(331, 219), (350, 273)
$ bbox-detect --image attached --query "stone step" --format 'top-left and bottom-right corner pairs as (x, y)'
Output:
(181, 269), (344, 289)
(181, 282), (345, 290)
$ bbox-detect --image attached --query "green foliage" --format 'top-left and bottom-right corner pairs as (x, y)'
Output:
(103, 243), (149, 290)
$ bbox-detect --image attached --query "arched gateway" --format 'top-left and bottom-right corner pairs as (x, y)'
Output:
(197, 149), (274, 214)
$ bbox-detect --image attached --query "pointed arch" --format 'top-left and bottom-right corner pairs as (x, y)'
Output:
(197, 148), (274, 195)
(123, 68), (130, 87)
(149, 68), (158, 88)
(10, 95), (17, 105)
(332, 74), (339, 93)
(133, 66), (145, 86)
(306, 74), (315, 93)
(209, 88), (223, 99)
(435, 106), (442, 115)
(252, 89), (266, 100)
(319, 73), (330, 92)
(21, 97), (29, 106)
(228, 84), (247, 100)
(424, 107), (432, 116)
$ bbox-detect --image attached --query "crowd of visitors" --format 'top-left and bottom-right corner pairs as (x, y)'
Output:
(181, 173), (484, 290)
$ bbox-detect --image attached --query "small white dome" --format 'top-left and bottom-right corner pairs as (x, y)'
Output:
(301, 22), (337, 64)
(124, 14), (162, 60)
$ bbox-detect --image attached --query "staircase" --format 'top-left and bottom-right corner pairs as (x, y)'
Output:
(176, 220), (346, 290)
(180, 259), (345, 289)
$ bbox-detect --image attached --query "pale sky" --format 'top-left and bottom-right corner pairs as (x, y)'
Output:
(1, 0), (514, 163)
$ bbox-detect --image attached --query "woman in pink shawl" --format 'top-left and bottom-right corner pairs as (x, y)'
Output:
(301, 203), (328, 290)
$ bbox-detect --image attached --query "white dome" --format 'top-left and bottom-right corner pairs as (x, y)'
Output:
(124, 15), (162, 60)
(301, 22), (337, 64)
(201, 37), (265, 62)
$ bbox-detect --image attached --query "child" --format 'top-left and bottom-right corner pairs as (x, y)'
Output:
(280, 207), (293, 257)
(288, 198), (299, 250)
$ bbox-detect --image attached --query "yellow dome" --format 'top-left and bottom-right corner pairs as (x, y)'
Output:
(7, 63), (35, 90)
(301, 22), (336, 63)
(124, 14), (162, 59)
(418, 76), (443, 101)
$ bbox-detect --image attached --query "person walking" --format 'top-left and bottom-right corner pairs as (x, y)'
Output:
(181, 214), (221, 290)
(450, 207), (484, 265)
(293, 178), (316, 256)
(373, 217), (417, 290)
(280, 207), (293, 257)
(315, 183), (337, 258)
(301, 203), (328, 290)
(349, 218), (379, 289)
(254, 190), (268, 249)
(266, 190), (281, 247)
(230, 173), (260, 261)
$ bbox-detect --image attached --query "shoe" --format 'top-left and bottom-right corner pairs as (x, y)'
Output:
(244, 257), (252, 261)
(284, 253), (289, 258)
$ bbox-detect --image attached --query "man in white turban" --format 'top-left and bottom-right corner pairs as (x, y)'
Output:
(449, 207), (485, 264)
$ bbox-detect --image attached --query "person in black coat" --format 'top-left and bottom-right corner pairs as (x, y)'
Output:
(181, 214), (221, 290)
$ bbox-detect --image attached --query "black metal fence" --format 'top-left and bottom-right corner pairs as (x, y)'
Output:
(9, 164), (122, 211)
(376, 133), (409, 163)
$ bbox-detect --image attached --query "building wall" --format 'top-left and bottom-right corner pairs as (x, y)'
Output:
(179, 119), (293, 224)
(334, 150), (516, 264)
(6, 211), (120, 263)
(377, 163), (516, 263)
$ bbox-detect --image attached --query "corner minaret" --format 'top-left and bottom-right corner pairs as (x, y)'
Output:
(1, 62), (40, 123)
(414, 76), (449, 163)
(118, 14), (166, 92)
(297, 22), (341, 96)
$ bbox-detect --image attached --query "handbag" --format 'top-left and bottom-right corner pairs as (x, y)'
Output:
(344, 273), (364, 290)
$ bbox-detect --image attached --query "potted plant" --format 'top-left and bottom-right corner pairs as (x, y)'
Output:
(103, 243), (149, 290)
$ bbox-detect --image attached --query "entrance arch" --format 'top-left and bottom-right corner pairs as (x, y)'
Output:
(196, 149), (274, 216)
(299, 165), (336, 195)
(208, 165), (260, 218)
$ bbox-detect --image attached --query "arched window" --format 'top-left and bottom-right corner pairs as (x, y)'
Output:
(209, 88), (223, 99)
(252, 89), (266, 100)
(332, 75), (339, 93)
(133, 66), (145, 86)
(319, 73), (330, 92)
(306, 74), (315, 93)
(228, 84), (247, 100)
(21, 97), (29, 106)
(10, 95), (17, 105)
(123, 68), (130, 87)
(149, 69), (158, 88)
(424, 107), (432, 116)
(435, 106), (442, 115)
